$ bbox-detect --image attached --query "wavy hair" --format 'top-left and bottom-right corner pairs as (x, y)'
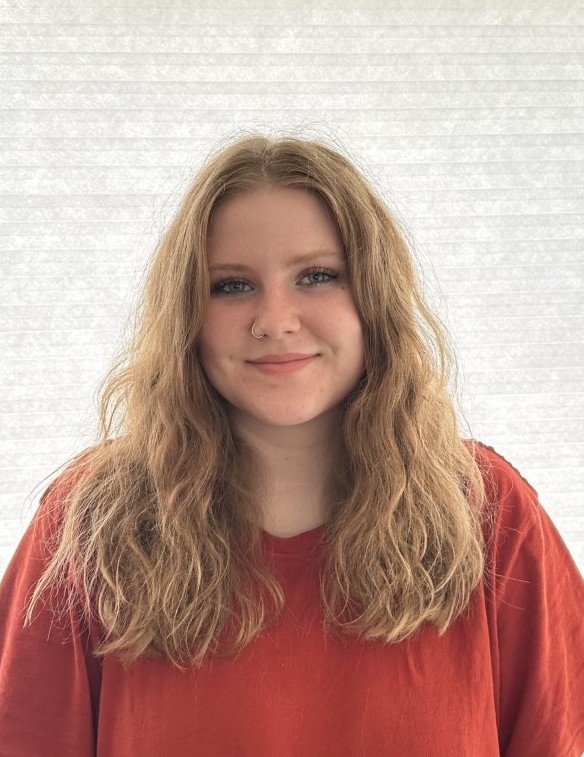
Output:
(27, 133), (488, 666)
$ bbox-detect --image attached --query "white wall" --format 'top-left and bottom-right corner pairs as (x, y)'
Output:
(1, 0), (583, 574)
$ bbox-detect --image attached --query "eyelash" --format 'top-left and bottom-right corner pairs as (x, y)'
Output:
(210, 266), (339, 297)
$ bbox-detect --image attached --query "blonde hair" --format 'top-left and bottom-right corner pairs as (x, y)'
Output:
(27, 133), (487, 666)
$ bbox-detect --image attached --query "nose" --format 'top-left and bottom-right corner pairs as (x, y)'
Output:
(252, 287), (301, 339)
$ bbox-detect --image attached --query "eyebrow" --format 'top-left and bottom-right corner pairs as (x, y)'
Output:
(209, 250), (344, 273)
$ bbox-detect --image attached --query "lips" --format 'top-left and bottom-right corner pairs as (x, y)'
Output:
(249, 353), (316, 364)
(247, 353), (318, 374)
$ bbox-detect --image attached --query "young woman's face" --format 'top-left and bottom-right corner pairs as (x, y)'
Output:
(198, 186), (365, 432)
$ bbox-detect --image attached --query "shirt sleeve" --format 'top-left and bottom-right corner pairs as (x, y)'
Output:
(479, 444), (584, 757)
(0, 478), (102, 757)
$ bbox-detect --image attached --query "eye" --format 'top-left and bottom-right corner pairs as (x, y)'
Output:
(299, 266), (339, 286)
(210, 278), (252, 296)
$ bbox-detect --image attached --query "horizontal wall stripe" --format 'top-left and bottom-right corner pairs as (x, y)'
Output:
(0, 8), (583, 25)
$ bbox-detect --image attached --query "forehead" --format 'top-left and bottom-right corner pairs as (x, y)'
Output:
(207, 187), (344, 263)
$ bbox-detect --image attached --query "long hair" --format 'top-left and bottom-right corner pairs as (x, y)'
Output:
(27, 133), (487, 666)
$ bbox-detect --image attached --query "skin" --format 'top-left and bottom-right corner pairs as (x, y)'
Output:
(198, 186), (365, 536)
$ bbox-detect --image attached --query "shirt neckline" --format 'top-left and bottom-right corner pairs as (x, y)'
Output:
(261, 524), (325, 556)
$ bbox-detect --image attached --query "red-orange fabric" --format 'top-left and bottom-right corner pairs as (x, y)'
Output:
(1, 443), (583, 757)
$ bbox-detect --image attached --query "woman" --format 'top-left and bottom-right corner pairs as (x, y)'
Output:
(1, 134), (583, 757)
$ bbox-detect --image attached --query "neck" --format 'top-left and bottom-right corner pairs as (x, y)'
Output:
(231, 410), (342, 537)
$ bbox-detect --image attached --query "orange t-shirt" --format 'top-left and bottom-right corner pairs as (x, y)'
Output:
(1, 443), (583, 757)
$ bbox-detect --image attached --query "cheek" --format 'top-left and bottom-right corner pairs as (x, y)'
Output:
(197, 313), (239, 387)
(328, 297), (364, 345)
(345, 314), (366, 372)
(197, 324), (220, 380)
(198, 306), (228, 356)
(197, 345), (228, 402)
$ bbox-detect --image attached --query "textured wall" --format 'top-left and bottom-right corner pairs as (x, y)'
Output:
(1, 1), (583, 574)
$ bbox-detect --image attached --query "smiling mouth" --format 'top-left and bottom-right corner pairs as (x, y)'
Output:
(250, 353), (316, 364)
(247, 355), (318, 374)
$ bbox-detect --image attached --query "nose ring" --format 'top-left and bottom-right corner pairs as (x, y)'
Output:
(251, 323), (265, 339)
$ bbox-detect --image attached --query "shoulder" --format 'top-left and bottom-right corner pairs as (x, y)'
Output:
(29, 449), (96, 548)
(464, 439), (542, 535)
(465, 440), (583, 601)
(0, 453), (104, 757)
(6, 444), (105, 578)
(465, 444), (584, 754)
(466, 439), (539, 502)
(464, 439), (584, 596)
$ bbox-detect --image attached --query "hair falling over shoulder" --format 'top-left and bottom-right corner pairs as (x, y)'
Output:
(27, 132), (489, 667)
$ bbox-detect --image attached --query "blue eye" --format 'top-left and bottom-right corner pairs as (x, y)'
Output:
(210, 278), (252, 296)
(300, 267), (339, 286)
